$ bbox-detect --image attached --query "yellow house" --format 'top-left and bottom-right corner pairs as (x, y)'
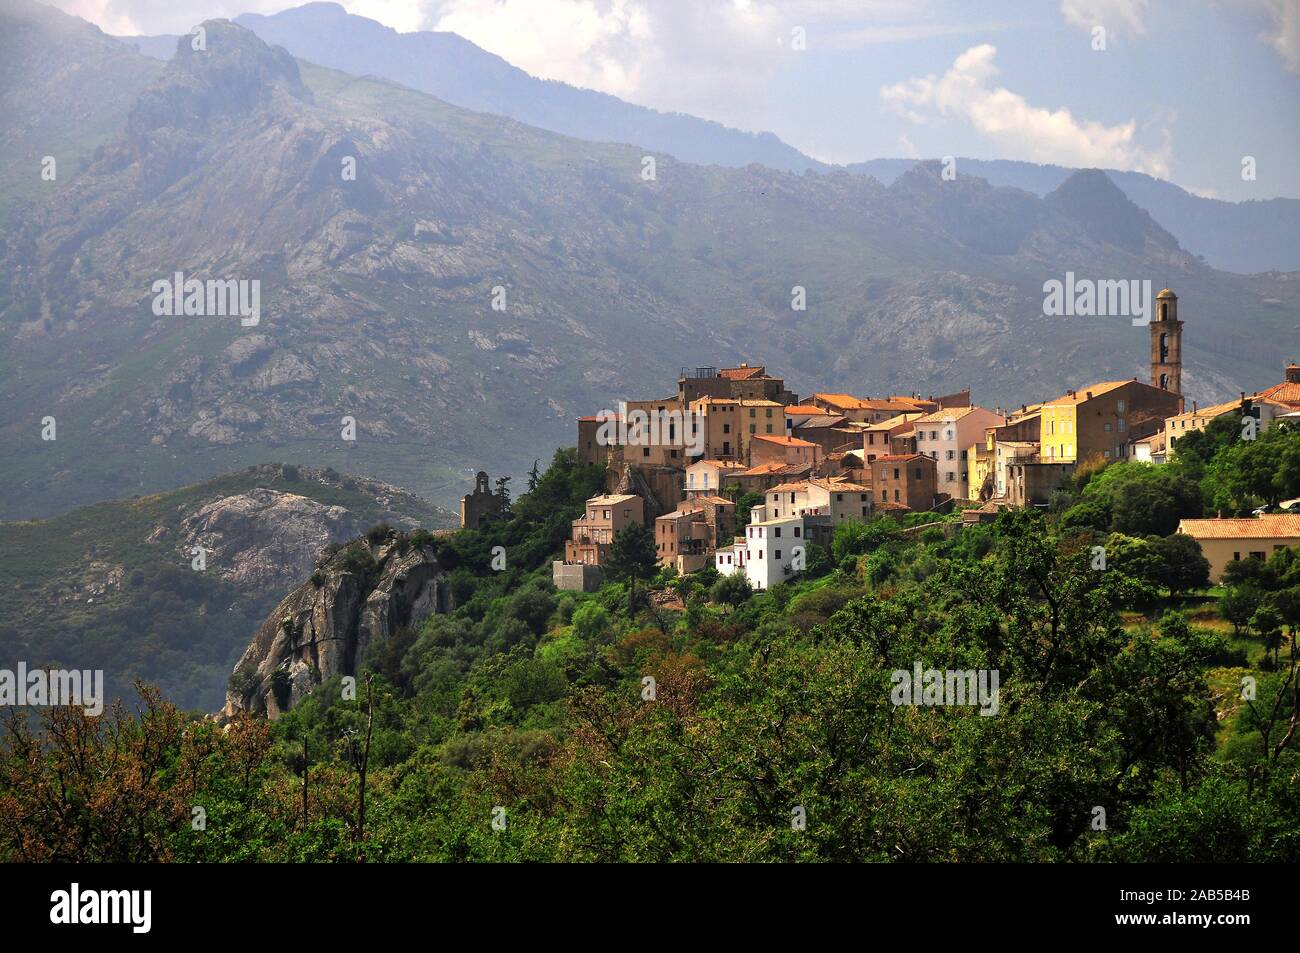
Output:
(1177, 515), (1300, 582)
(1040, 380), (1180, 464)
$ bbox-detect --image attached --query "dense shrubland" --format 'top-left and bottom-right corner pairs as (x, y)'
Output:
(3, 430), (1298, 862)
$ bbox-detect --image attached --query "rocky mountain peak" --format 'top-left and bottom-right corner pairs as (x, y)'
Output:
(223, 530), (451, 719)
(1045, 168), (1178, 254)
(127, 19), (308, 139)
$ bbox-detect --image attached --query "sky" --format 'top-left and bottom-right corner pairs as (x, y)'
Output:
(47, 0), (1300, 200)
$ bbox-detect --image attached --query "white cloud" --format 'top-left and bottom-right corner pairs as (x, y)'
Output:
(1059, 0), (1148, 35)
(1253, 0), (1300, 70)
(881, 43), (1172, 176)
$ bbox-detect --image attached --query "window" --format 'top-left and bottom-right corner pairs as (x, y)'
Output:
(836, 493), (843, 501)
(765, 408), (773, 418)
(881, 489), (887, 501)
(1117, 419), (1126, 432)
(946, 450), (955, 460)
(1117, 399), (1126, 413)
(794, 527), (801, 537)
(765, 424), (773, 433)
(774, 528), (782, 537)
(642, 447), (650, 457)
(894, 489), (900, 501)
(917, 432), (924, 442)
(946, 472), (955, 482)
(930, 431), (938, 440)
(723, 424), (730, 434)
(749, 408), (756, 418)
(945, 430), (953, 440)
(623, 509), (630, 519)
(1104, 423), (1112, 432)
(774, 550), (782, 560)
(750, 425), (756, 434)
(893, 468), (900, 479)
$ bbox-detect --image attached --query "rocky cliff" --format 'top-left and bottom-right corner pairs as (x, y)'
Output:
(223, 530), (450, 718)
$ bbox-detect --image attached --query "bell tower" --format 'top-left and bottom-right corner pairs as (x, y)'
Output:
(1151, 287), (1182, 396)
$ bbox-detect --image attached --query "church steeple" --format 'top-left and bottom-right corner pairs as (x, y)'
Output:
(1151, 287), (1182, 396)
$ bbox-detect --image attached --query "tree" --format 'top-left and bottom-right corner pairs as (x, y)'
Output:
(1150, 533), (1211, 596)
(709, 571), (752, 608)
(1220, 586), (1263, 636)
(526, 459), (541, 492)
(604, 522), (657, 584)
(494, 475), (512, 508)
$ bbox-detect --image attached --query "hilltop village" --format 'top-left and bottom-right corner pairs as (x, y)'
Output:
(459, 289), (1300, 591)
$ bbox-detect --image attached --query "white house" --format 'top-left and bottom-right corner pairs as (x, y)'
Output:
(741, 515), (808, 590)
(914, 406), (1006, 499)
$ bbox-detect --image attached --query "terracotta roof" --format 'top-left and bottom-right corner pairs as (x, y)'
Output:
(692, 494), (734, 505)
(1254, 381), (1300, 406)
(914, 406), (1000, 424)
(690, 459), (748, 469)
(720, 365), (766, 380)
(812, 393), (878, 410)
(768, 481), (810, 494)
(737, 398), (783, 407)
(866, 413), (922, 429)
(1043, 381), (1133, 406)
(1169, 399), (1244, 421)
(657, 508), (705, 521)
(692, 396), (739, 405)
(1179, 515), (1300, 539)
(752, 433), (817, 447)
(785, 405), (834, 415)
(741, 462), (811, 476)
(577, 415), (600, 422)
(815, 480), (871, 492)
(794, 416), (847, 430)
(588, 493), (639, 505)
(874, 453), (929, 463)
(878, 502), (912, 511)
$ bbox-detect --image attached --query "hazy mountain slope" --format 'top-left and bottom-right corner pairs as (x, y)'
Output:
(3, 17), (1298, 526)
(851, 157), (1300, 274)
(0, 463), (453, 710)
(121, 1), (823, 173)
(0, 0), (162, 222)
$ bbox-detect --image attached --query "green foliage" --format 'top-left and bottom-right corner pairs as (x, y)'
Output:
(5, 452), (1299, 863)
(1062, 462), (1201, 537)
(710, 571), (752, 607)
(603, 522), (658, 583)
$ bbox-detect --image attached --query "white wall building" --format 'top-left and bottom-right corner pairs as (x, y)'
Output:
(914, 406), (1006, 499)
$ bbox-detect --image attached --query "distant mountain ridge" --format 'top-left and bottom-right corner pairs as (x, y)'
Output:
(112, 2), (1300, 275)
(121, 1), (824, 174)
(850, 158), (1300, 275)
(4, 5), (1299, 531)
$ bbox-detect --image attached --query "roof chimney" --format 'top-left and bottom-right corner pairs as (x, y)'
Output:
(1192, 400), (1198, 413)
(1287, 363), (1300, 384)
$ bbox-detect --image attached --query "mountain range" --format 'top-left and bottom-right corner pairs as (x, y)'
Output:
(116, 2), (1300, 276)
(1, 0), (1298, 529)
